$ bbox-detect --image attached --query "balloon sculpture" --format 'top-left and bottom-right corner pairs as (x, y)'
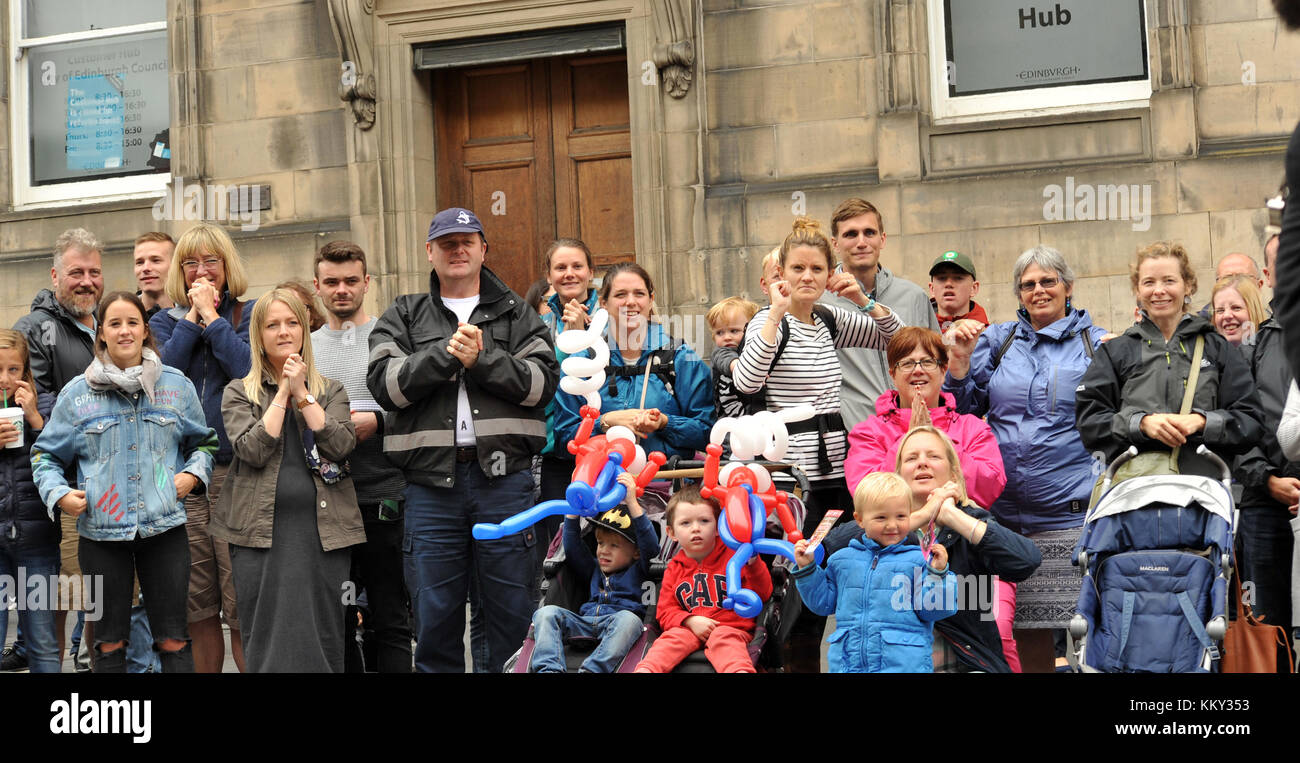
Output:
(472, 309), (667, 541)
(700, 406), (824, 618)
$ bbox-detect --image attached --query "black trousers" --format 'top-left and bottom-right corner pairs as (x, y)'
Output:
(78, 524), (193, 673)
(344, 509), (412, 673)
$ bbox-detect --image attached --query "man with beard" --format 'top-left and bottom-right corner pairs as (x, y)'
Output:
(13, 228), (103, 394)
(311, 241), (411, 672)
(6, 229), (105, 673)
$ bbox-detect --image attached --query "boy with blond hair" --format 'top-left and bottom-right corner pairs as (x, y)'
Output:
(706, 296), (761, 418)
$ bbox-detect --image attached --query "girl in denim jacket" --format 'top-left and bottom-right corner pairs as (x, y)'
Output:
(32, 293), (217, 673)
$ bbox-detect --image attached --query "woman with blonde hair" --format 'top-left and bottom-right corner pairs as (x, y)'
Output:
(149, 222), (253, 673)
(1210, 273), (1268, 347)
(893, 426), (1041, 672)
(213, 289), (363, 672)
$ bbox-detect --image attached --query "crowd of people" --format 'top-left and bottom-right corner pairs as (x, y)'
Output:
(0, 191), (1295, 674)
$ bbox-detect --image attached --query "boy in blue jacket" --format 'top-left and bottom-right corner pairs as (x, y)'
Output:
(793, 471), (956, 673)
(529, 472), (659, 672)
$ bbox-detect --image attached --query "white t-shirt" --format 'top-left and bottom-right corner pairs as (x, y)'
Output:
(441, 294), (481, 447)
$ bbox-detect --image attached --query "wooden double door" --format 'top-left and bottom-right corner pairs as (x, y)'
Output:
(434, 54), (635, 299)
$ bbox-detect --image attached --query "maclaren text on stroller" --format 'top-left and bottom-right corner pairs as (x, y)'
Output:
(1068, 445), (1235, 673)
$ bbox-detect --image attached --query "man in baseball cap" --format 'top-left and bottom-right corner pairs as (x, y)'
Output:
(928, 250), (989, 332)
(368, 205), (560, 672)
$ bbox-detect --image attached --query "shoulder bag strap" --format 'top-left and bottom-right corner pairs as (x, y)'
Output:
(1171, 334), (1205, 467)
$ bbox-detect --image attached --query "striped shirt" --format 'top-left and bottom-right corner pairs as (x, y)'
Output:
(732, 303), (902, 483)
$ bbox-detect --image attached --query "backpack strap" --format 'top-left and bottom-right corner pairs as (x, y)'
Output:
(991, 329), (1017, 370)
(811, 304), (839, 343)
(606, 342), (680, 397)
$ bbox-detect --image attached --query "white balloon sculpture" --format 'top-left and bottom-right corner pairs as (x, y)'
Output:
(555, 309), (648, 475)
(710, 404), (816, 491)
(556, 308), (610, 411)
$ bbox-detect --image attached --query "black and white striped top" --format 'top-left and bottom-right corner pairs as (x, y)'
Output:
(732, 304), (902, 483)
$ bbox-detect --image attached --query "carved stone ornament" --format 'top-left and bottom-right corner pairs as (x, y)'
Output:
(652, 0), (696, 99)
(327, 0), (377, 129)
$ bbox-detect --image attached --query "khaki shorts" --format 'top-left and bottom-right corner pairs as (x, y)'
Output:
(185, 463), (239, 630)
(58, 511), (87, 610)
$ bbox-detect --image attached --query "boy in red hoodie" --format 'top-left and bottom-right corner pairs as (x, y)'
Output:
(635, 486), (772, 673)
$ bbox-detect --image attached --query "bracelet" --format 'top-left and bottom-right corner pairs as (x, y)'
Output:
(859, 296), (876, 313)
(270, 401), (287, 411)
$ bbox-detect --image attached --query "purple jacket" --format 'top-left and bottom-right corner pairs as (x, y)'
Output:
(844, 390), (1006, 509)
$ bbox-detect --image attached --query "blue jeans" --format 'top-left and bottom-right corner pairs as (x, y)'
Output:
(1239, 502), (1294, 634)
(404, 464), (539, 673)
(529, 605), (643, 673)
(0, 546), (62, 672)
(127, 604), (162, 673)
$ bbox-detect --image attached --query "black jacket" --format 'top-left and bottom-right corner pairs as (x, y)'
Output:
(367, 265), (559, 488)
(1275, 122), (1300, 382)
(0, 392), (57, 551)
(1235, 313), (1299, 506)
(934, 504), (1042, 673)
(11, 290), (95, 395)
(1075, 313), (1265, 478)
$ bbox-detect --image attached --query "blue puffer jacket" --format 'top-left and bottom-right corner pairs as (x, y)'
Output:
(553, 322), (713, 459)
(943, 308), (1108, 534)
(150, 292), (251, 465)
(540, 289), (600, 457)
(31, 366), (217, 541)
(793, 534), (956, 673)
(0, 392), (56, 551)
(564, 513), (660, 618)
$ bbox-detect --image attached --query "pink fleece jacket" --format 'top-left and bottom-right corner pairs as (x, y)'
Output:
(844, 390), (1007, 509)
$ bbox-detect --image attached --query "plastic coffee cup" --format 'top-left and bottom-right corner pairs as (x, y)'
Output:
(0, 407), (23, 449)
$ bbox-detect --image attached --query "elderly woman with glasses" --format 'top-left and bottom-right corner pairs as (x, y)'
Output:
(941, 245), (1111, 673)
(149, 222), (253, 674)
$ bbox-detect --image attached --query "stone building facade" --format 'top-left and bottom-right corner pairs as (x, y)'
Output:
(1, 0), (1294, 347)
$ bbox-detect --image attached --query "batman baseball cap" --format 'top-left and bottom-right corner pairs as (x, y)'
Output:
(427, 207), (484, 242)
(591, 505), (638, 545)
(929, 250), (977, 278)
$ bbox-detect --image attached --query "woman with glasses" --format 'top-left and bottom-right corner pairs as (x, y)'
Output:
(842, 327), (1005, 509)
(149, 223), (253, 674)
(941, 245), (1111, 673)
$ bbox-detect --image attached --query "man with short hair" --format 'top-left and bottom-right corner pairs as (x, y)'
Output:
(7, 228), (105, 673)
(820, 198), (937, 428)
(368, 207), (559, 672)
(312, 241), (412, 672)
(928, 250), (989, 332)
(133, 232), (175, 319)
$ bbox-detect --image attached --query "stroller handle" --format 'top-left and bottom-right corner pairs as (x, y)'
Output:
(1193, 444), (1232, 487)
(1103, 446), (1140, 489)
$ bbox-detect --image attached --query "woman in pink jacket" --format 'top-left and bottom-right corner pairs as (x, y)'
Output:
(844, 327), (1006, 507)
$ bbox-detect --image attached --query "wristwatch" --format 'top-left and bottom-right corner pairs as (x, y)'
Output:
(297, 394), (317, 410)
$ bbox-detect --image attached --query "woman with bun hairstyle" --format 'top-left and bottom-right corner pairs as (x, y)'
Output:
(732, 217), (901, 531)
(731, 217), (901, 673)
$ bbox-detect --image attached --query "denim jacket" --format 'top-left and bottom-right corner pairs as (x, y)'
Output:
(30, 367), (217, 541)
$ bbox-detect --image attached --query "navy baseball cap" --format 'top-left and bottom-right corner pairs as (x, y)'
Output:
(427, 207), (484, 242)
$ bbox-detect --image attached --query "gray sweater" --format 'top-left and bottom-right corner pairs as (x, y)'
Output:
(819, 265), (936, 428)
(312, 319), (406, 505)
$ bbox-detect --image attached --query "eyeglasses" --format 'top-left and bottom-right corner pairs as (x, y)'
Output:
(894, 358), (940, 372)
(181, 257), (222, 271)
(1017, 277), (1060, 293)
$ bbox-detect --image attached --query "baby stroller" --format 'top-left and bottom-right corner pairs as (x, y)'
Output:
(1068, 445), (1236, 673)
(504, 461), (809, 673)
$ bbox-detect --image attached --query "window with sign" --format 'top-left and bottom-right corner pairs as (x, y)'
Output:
(927, 0), (1151, 122)
(9, 0), (170, 206)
